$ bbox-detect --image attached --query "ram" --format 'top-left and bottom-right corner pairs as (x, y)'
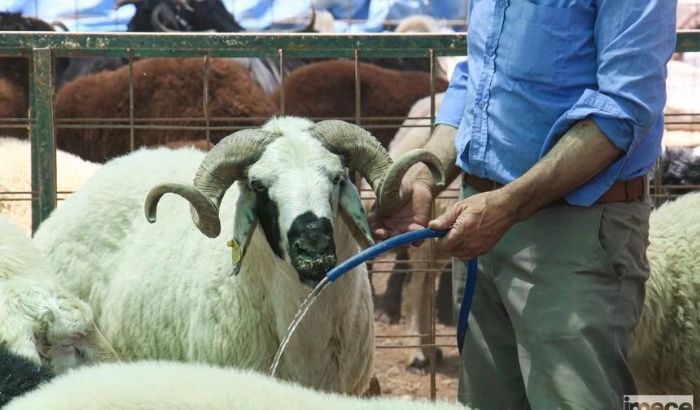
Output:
(33, 117), (443, 393)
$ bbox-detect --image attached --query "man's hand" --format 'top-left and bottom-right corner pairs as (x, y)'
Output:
(429, 188), (518, 259)
(368, 181), (434, 240)
(368, 124), (459, 241)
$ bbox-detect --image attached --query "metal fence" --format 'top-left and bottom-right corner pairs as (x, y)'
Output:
(0, 31), (699, 400)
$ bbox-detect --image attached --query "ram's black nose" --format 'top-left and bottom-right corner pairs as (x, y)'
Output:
(287, 212), (337, 284)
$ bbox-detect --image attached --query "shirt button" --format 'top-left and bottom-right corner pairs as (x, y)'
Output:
(498, 0), (508, 7)
(478, 100), (487, 110)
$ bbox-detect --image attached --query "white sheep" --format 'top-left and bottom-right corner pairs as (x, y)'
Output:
(4, 359), (465, 410)
(33, 117), (443, 394)
(0, 137), (100, 235)
(0, 215), (118, 375)
(629, 191), (700, 404)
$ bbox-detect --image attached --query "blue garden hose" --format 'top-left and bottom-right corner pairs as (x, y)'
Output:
(458, 257), (478, 353)
(325, 228), (477, 353)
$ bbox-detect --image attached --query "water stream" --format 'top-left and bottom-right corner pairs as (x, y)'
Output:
(268, 276), (331, 377)
(267, 229), (448, 378)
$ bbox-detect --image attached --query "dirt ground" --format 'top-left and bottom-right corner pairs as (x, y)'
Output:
(373, 321), (460, 401)
(370, 257), (460, 401)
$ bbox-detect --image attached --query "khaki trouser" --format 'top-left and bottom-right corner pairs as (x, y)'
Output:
(453, 184), (651, 410)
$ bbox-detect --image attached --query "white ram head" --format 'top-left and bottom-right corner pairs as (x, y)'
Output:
(145, 117), (445, 285)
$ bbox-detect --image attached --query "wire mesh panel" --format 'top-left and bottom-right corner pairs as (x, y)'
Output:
(0, 30), (699, 401)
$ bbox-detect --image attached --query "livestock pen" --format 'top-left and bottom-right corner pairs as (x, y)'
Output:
(1, 29), (699, 401)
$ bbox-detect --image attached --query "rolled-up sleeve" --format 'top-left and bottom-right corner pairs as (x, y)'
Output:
(436, 58), (469, 128)
(540, 0), (677, 206)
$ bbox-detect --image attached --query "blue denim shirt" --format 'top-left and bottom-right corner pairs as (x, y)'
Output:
(436, 0), (677, 206)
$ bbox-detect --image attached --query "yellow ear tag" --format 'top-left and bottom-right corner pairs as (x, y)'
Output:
(227, 239), (241, 266)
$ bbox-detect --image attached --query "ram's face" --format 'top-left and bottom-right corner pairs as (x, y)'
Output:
(146, 119), (426, 286)
(245, 135), (347, 285)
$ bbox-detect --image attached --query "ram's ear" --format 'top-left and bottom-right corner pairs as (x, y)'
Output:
(230, 185), (258, 275)
(338, 178), (375, 249)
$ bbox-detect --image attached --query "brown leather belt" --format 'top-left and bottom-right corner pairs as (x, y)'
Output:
(462, 173), (645, 204)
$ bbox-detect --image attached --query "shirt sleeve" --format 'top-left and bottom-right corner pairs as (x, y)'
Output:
(435, 58), (469, 128)
(539, 0), (677, 206)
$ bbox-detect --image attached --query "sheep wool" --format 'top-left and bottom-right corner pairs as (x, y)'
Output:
(629, 191), (700, 404)
(271, 60), (449, 148)
(0, 347), (53, 407)
(55, 57), (276, 162)
(0, 215), (118, 372)
(5, 361), (466, 410)
(0, 137), (100, 235)
(34, 119), (375, 394)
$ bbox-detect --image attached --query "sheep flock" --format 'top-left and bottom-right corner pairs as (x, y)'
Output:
(1, 2), (699, 408)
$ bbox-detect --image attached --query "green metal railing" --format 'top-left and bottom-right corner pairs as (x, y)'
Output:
(2, 31), (699, 230)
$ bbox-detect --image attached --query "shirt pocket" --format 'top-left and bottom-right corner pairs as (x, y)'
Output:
(505, 1), (573, 84)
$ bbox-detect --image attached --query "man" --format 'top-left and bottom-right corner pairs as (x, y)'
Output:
(369, 1), (677, 409)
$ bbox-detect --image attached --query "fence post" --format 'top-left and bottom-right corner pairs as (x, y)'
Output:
(30, 47), (57, 233)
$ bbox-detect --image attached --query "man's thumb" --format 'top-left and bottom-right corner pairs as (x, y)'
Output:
(429, 206), (460, 230)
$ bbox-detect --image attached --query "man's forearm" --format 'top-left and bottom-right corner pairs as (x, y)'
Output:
(501, 118), (623, 221)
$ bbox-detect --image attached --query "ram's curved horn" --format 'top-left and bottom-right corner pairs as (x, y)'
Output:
(145, 183), (220, 237)
(309, 120), (445, 215)
(145, 128), (277, 238)
(376, 149), (445, 214)
(193, 128), (277, 207)
(309, 120), (392, 193)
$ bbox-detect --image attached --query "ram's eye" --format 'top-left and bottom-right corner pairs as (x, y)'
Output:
(332, 174), (343, 185)
(250, 180), (266, 192)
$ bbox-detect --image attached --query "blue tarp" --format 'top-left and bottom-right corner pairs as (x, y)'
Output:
(1, 0), (466, 32)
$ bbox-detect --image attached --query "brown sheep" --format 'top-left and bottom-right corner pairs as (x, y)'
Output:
(0, 12), (63, 139)
(270, 60), (448, 148)
(55, 57), (275, 163)
(0, 78), (26, 138)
